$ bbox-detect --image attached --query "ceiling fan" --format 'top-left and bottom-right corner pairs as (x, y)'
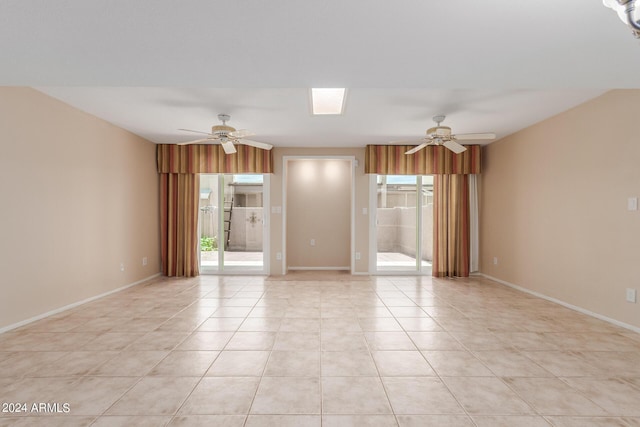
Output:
(396, 115), (496, 155)
(177, 114), (273, 154)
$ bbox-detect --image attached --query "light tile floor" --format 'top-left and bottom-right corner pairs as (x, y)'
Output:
(1, 273), (640, 426)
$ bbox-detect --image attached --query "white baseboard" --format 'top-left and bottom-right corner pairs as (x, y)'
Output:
(480, 273), (640, 334)
(0, 273), (162, 335)
(288, 267), (350, 271)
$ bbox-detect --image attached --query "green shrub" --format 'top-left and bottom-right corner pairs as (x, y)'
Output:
(201, 235), (218, 251)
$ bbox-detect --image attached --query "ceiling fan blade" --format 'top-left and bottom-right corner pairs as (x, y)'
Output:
(237, 139), (273, 150)
(405, 142), (429, 155)
(177, 138), (214, 145)
(178, 128), (213, 136)
(220, 140), (237, 154)
(454, 132), (496, 140)
(442, 140), (467, 154)
(229, 129), (255, 138)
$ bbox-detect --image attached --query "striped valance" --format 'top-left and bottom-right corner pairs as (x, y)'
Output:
(157, 144), (273, 174)
(365, 145), (481, 175)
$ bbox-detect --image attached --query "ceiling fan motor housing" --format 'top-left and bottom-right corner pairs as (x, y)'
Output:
(211, 124), (236, 136)
(427, 126), (452, 138)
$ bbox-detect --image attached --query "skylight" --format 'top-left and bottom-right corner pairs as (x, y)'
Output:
(311, 88), (346, 115)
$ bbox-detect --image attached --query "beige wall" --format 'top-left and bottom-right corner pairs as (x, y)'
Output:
(480, 89), (640, 328)
(269, 148), (369, 275)
(0, 87), (160, 330)
(286, 159), (351, 268)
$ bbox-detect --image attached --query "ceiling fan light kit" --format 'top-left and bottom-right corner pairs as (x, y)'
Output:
(603, 0), (640, 38)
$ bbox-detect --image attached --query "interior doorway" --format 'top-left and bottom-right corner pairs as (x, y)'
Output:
(283, 157), (355, 273)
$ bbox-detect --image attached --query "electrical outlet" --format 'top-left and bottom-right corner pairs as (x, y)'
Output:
(493, 257), (498, 265)
(142, 257), (148, 266)
(310, 239), (316, 246)
(626, 288), (637, 303)
(276, 252), (282, 260)
(120, 262), (125, 272)
(355, 252), (361, 260)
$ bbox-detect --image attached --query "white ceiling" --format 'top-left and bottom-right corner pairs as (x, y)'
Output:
(36, 87), (607, 147)
(3, 1), (639, 147)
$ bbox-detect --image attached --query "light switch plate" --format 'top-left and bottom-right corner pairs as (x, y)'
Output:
(626, 288), (637, 303)
(628, 197), (638, 211)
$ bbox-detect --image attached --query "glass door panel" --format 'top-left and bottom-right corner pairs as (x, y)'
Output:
(222, 174), (264, 271)
(420, 176), (433, 272)
(376, 175), (418, 271)
(199, 175), (220, 271)
(375, 175), (432, 273)
(199, 174), (265, 273)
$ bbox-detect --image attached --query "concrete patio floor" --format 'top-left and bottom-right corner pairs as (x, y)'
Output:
(200, 251), (430, 271)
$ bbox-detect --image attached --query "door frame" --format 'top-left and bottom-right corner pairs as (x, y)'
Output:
(282, 156), (356, 274)
(369, 174), (432, 275)
(198, 173), (270, 275)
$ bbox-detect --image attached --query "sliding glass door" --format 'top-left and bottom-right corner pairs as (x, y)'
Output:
(373, 175), (432, 273)
(199, 174), (267, 273)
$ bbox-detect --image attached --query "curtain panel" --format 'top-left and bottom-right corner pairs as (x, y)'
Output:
(160, 173), (200, 277)
(157, 143), (272, 277)
(433, 174), (470, 278)
(364, 144), (481, 278)
(364, 144), (481, 175)
(157, 144), (273, 174)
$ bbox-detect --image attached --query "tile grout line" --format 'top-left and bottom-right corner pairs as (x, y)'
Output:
(415, 280), (541, 424)
(370, 280), (407, 426)
(390, 277), (479, 424)
(242, 286), (272, 427)
(141, 280), (260, 425)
